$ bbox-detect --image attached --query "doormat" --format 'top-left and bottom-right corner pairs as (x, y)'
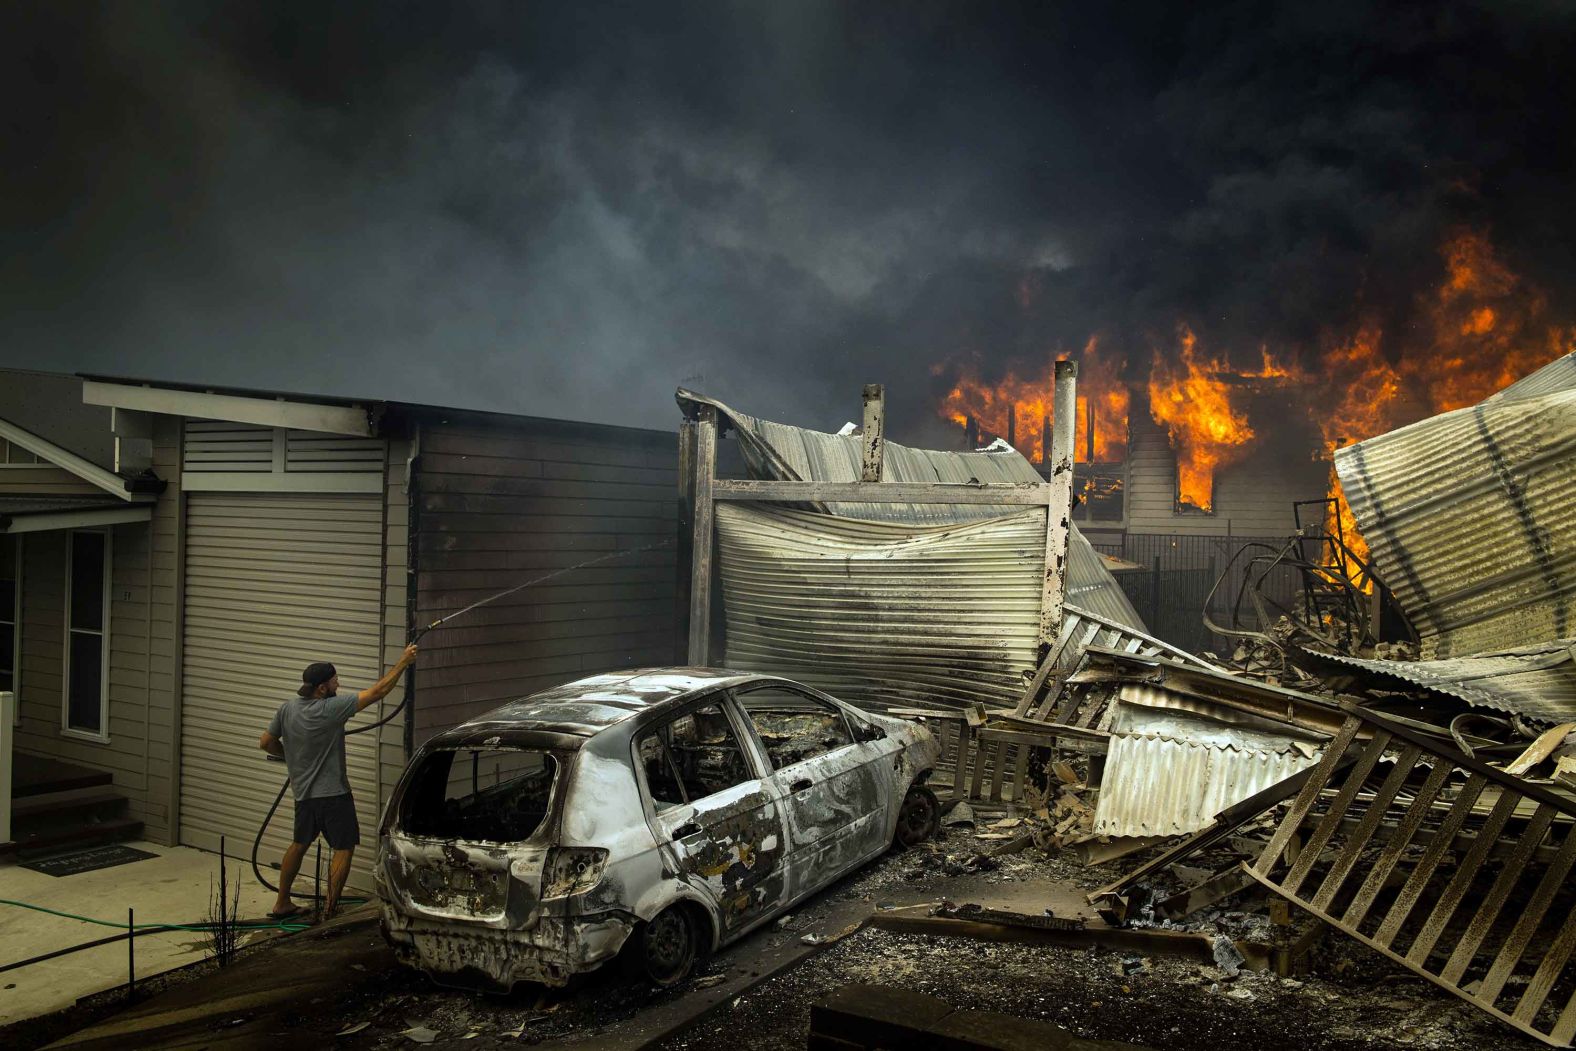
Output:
(20, 844), (159, 877)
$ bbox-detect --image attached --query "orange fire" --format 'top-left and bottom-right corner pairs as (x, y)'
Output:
(1147, 327), (1281, 511)
(1310, 232), (1575, 582)
(936, 337), (1130, 462)
(932, 229), (1573, 567)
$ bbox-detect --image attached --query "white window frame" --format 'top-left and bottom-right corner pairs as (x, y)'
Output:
(2, 534), (19, 725)
(61, 528), (112, 743)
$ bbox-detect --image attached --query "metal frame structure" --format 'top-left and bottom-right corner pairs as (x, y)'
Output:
(679, 363), (1081, 670)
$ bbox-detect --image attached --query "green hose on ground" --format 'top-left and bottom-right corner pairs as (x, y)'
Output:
(0, 897), (310, 932)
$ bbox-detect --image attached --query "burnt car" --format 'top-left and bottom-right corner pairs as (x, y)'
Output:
(375, 668), (941, 991)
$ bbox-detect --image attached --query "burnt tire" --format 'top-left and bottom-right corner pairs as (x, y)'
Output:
(894, 784), (940, 847)
(635, 905), (698, 987)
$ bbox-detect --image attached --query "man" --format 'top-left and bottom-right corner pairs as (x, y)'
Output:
(259, 643), (418, 920)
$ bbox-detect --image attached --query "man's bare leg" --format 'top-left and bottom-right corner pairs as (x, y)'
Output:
(273, 841), (309, 915)
(324, 847), (355, 918)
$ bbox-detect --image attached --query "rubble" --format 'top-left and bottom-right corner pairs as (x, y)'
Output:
(822, 355), (1576, 1048)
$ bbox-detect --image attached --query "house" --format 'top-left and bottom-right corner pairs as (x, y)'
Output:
(970, 385), (1331, 651)
(0, 369), (678, 890)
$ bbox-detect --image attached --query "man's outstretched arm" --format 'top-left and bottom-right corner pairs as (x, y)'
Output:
(259, 731), (285, 757)
(352, 644), (419, 713)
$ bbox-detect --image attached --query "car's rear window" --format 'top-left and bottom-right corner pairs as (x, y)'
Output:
(399, 748), (558, 843)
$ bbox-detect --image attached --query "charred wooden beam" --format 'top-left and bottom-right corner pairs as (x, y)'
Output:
(686, 406), (717, 666)
(860, 384), (885, 483)
(1039, 359), (1077, 656)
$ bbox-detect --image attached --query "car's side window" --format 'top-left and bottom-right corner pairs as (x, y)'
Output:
(637, 703), (754, 811)
(736, 687), (854, 771)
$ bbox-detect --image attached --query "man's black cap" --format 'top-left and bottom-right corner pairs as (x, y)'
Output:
(301, 662), (337, 689)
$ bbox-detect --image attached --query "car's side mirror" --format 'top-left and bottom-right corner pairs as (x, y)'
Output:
(855, 722), (886, 743)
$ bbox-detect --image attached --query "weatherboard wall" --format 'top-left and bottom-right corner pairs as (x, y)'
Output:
(1125, 394), (1328, 538)
(0, 461), (103, 497)
(410, 416), (680, 744)
(9, 416), (182, 844)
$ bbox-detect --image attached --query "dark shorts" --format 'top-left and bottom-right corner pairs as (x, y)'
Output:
(293, 794), (359, 850)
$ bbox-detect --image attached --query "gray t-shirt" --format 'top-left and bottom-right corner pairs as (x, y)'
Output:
(268, 693), (358, 800)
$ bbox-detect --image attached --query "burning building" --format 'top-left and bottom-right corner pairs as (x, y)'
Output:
(936, 231), (1576, 651)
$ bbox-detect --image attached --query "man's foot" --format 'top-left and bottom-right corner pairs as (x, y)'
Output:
(267, 903), (311, 921)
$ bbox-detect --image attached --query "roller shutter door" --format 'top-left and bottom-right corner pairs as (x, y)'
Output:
(180, 493), (385, 889)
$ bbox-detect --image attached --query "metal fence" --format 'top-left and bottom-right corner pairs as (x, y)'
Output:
(1091, 534), (1303, 655)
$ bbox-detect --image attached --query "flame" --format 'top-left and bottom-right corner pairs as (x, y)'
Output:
(1310, 232), (1575, 585)
(1147, 326), (1273, 511)
(1322, 471), (1372, 589)
(932, 229), (1574, 561)
(936, 338), (1129, 462)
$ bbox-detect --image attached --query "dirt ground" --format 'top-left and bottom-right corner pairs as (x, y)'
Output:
(660, 830), (1546, 1051)
(3, 823), (1553, 1050)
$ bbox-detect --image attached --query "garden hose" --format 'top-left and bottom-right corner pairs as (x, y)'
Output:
(0, 897), (309, 933)
(249, 537), (676, 900)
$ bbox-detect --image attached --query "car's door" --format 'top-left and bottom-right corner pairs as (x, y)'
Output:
(634, 698), (789, 937)
(732, 683), (890, 903)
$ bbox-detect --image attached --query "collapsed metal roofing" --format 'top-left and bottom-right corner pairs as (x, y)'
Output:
(712, 503), (1191, 711)
(677, 388), (1146, 630)
(1333, 351), (1576, 659)
(1303, 639), (1576, 723)
(1092, 704), (1321, 838)
(1491, 350), (1576, 403)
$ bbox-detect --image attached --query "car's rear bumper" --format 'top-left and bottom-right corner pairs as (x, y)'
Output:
(380, 906), (638, 991)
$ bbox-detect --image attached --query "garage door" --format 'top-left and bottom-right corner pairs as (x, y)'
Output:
(180, 492), (386, 890)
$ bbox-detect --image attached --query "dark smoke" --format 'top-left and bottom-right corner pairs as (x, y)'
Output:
(1, 2), (1572, 441)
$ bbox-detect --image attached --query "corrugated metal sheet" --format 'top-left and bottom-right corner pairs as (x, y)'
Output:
(1304, 640), (1576, 723)
(180, 491), (385, 891)
(1490, 350), (1576, 403)
(716, 503), (1042, 710)
(681, 388), (1146, 630)
(1093, 702), (1322, 838)
(1333, 361), (1576, 658)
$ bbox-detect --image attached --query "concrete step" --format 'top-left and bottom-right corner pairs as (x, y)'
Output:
(1, 816), (145, 860)
(11, 754), (114, 798)
(11, 786), (128, 824)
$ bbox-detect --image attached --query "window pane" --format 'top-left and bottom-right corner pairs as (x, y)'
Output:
(639, 704), (752, 808)
(0, 535), (16, 585)
(738, 688), (854, 770)
(0, 622), (13, 680)
(400, 749), (558, 842)
(68, 632), (103, 733)
(70, 532), (106, 632)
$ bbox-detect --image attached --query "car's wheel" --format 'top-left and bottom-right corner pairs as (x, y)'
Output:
(894, 784), (940, 847)
(637, 905), (698, 987)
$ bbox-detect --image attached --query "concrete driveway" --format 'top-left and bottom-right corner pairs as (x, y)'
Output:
(0, 841), (284, 1026)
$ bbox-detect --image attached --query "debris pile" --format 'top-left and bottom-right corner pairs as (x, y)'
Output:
(895, 351), (1576, 1048)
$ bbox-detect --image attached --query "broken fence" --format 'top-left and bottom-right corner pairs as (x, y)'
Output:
(1098, 702), (1576, 1047)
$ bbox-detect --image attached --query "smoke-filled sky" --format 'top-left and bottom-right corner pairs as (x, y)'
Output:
(3, 2), (1574, 441)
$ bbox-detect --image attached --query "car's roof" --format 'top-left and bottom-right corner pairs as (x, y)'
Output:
(426, 667), (776, 748)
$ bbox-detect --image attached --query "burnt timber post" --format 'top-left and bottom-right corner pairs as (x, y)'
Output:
(687, 405), (718, 666)
(1039, 360), (1077, 657)
(861, 384), (885, 482)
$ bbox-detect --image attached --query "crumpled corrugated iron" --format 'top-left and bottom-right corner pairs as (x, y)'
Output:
(1302, 638), (1576, 724)
(1333, 350), (1576, 659)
